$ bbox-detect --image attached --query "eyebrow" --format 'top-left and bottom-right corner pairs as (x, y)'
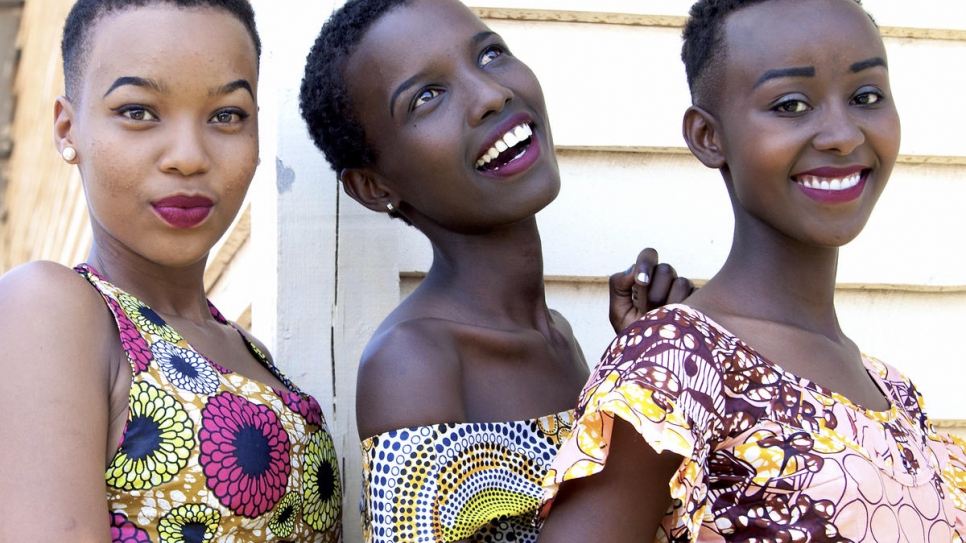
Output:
(753, 67), (815, 89)
(103, 77), (254, 100)
(850, 57), (887, 73)
(211, 79), (255, 100)
(388, 30), (500, 117)
(103, 76), (165, 97)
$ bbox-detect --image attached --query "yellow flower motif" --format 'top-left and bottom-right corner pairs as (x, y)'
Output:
(106, 382), (194, 490)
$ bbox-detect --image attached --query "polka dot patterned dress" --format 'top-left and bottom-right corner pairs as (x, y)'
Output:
(361, 411), (574, 542)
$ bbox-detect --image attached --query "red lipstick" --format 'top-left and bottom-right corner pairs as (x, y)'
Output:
(152, 195), (213, 228)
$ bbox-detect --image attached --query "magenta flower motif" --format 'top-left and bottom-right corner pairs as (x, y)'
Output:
(279, 391), (323, 427)
(108, 296), (153, 374)
(109, 511), (151, 543)
(199, 392), (291, 517)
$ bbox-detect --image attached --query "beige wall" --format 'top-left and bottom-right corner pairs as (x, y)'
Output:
(4, 1), (965, 540)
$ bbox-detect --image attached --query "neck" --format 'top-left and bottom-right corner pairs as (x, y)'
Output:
(420, 216), (551, 329)
(698, 211), (843, 338)
(87, 240), (211, 323)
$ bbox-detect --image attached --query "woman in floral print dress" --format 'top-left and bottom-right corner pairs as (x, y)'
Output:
(0, 1), (341, 541)
(537, 0), (966, 542)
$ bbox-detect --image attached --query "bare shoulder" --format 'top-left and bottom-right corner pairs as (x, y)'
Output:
(356, 316), (464, 440)
(0, 261), (109, 328)
(0, 261), (117, 371)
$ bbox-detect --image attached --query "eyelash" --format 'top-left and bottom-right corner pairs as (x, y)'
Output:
(112, 106), (250, 125)
(770, 88), (885, 115)
(479, 44), (506, 67)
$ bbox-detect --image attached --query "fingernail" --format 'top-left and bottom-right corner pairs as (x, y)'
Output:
(625, 266), (634, 275)
(636, 271), (649, 283)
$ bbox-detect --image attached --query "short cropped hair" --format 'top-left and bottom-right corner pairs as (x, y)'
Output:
(299, 0), (413, 174)
(62, 0), (261, 100)
(681, 0), (869, 107)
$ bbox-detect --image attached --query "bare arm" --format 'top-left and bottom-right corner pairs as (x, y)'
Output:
(0, 262), (116, 540)
(537, 417), (683, 543)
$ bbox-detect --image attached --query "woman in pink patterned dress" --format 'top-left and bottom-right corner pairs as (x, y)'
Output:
(537, 0), (966, 542)
(0, 1), (341, 541)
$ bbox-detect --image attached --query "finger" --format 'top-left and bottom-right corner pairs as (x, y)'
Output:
(667, 277), (694, 305)
(646, 263), (678, 309)
(609, 268), (636, 332)
(630, 248), (659, 312)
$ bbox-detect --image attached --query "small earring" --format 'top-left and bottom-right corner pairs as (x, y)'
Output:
(61, 147), (77, 162)
(386, 202), (395, 213)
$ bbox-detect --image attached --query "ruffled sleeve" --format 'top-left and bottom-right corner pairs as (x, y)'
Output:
(538, 305), (729, 541)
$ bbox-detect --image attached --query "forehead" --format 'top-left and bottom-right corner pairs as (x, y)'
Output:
(721, 0), (885, 76)
(81, 6), (258, 94)
(344, 0), (489, 104)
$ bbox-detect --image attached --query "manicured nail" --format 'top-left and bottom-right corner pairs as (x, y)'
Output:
(636, 271), (649, 283)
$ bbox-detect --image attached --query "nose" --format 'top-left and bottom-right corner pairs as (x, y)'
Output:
(467, 71), (513, 125)
(159, 116), (211, 176)
(812, 102), (865, 156)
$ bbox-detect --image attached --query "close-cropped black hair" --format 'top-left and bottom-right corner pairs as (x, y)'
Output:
(61, 0), (261, 100)
(681, 0), (869, 107)
(299, 0), (413, 174)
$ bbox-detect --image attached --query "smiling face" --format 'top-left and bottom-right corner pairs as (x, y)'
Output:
(342, 0), (560, 233)
(706, 0), (900, 249)
(56, 6), (259, 268)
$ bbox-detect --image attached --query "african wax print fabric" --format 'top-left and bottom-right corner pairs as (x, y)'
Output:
(541, 304), (966, 543)
(76, 264), (342, 543)
(361, 411), (574, 542)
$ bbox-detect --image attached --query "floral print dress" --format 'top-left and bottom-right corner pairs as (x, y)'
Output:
(76, 265), (342, 543)
(361, 411), (574, 542)
(540, 304), (966, 543)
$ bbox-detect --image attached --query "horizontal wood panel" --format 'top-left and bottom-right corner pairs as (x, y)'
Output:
(477, 18), (966, 160)
(394, 150), (966, 287)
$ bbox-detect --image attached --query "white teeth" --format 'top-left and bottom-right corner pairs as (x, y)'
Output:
(475, 123), (533, 168)
(797, 171), (863, 191)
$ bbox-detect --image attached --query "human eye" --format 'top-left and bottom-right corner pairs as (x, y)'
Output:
(411, 88), (442, 110)
(851, 89), (884, 106)
(115, 105), (158, 122)
(209, 108), (249, 125)
(771, 97), (810, 114)
(479, 44), (507, 67)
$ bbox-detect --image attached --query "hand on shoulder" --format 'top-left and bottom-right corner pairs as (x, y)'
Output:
(609, 248), (695, 333)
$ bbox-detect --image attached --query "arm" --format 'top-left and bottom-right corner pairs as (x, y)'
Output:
(609, 248), (695, 333)
(0, 262), (116, 541)
(537, 417), (683, 543)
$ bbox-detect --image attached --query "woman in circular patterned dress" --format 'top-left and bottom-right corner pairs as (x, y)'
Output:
(537, 0), (966, 542)
(0, 1), (341, 541)
(298, 0), (693, 541)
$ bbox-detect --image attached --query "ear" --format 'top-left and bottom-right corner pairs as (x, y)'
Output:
(682, 105), (725, 169)
(53, 95), (76, 159)
(340, 167), (395, 214)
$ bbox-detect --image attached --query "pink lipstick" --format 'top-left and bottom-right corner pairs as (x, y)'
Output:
(152, 195), (213, 228)
(792, 166), (868, 205)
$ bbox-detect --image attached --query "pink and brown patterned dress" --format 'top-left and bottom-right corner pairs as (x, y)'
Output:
(541, 304), (966, 542)
(77, 264), (343, 542)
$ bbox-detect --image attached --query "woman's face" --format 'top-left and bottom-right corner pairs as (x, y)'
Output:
(711, 0), (900, 249)
(57, 6), (259, 267)
(343, 0), (560, 233)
